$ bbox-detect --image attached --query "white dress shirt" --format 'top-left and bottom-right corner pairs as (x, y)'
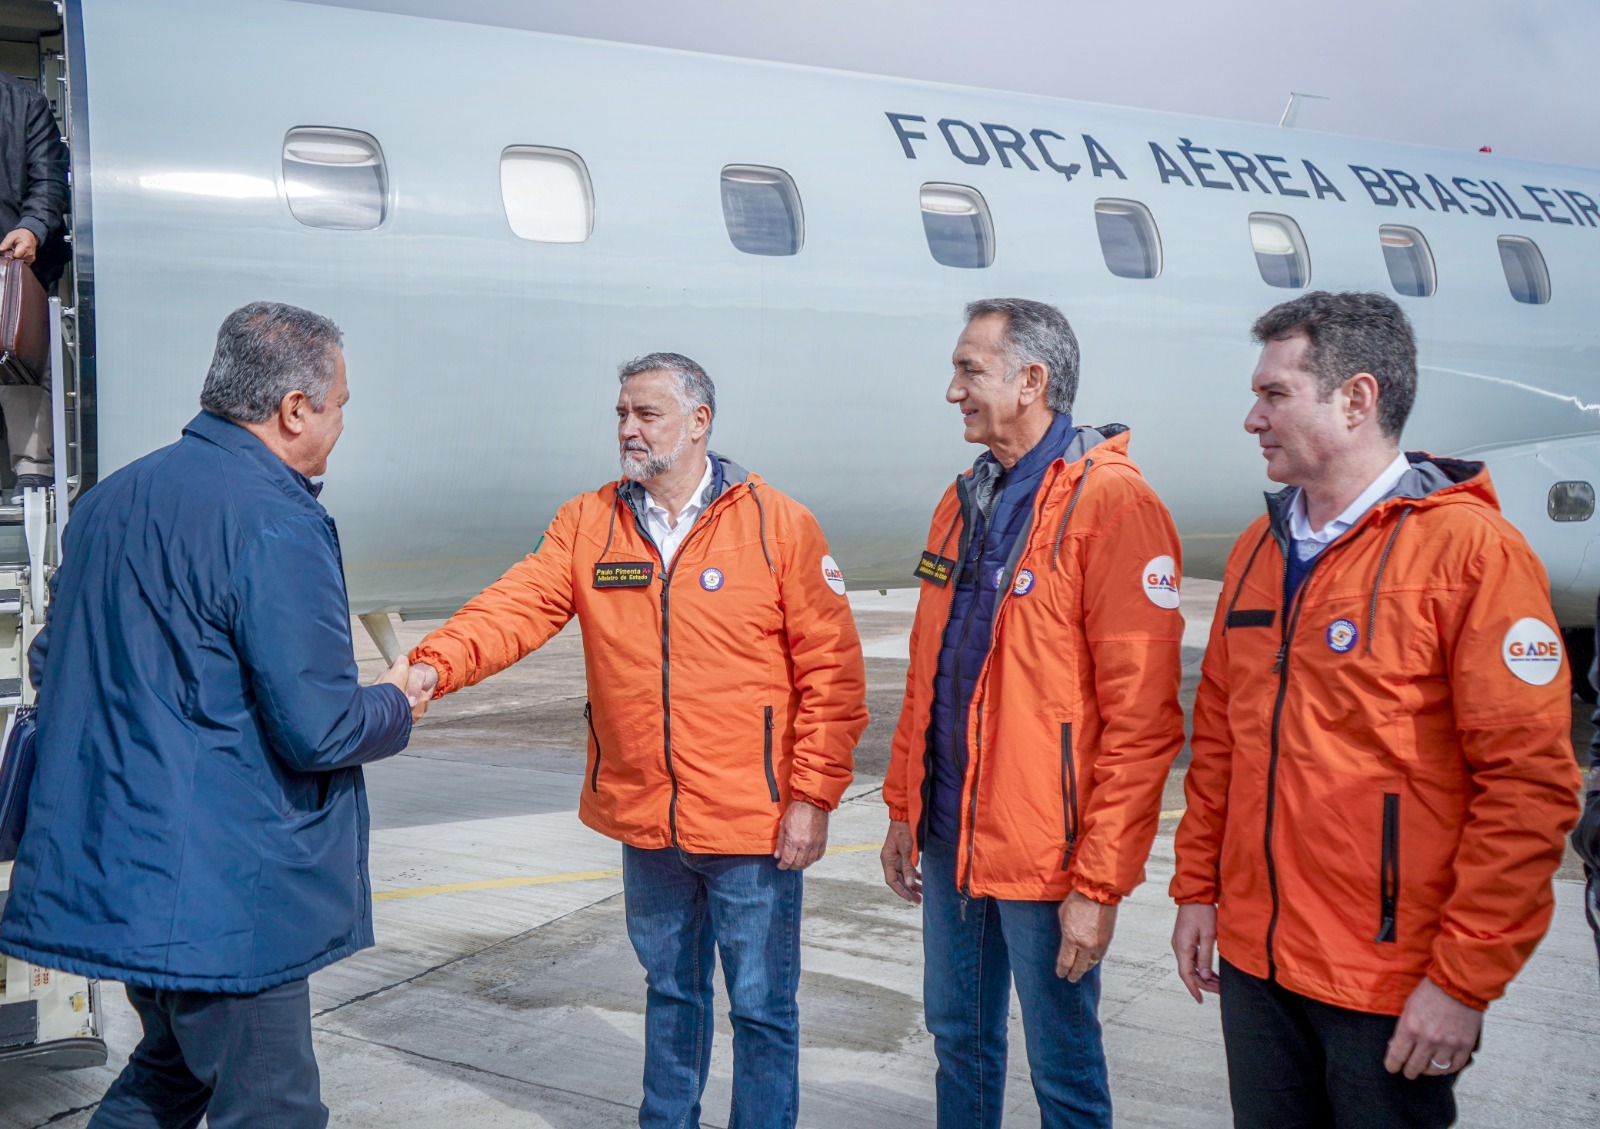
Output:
(1288, 451), (1411, 562)
(643, 456), (715, 568)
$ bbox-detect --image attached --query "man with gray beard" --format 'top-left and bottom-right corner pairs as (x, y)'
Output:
(404, 353), (868, 1129)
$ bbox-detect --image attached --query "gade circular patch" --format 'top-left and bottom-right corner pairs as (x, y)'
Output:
(1502, 617), (1562, 686)
(1141, 556), (1180, 609)
(1012, 569), (1036, 596)
(700, 567), (724, 591)
(820, 555), (847, 596)
(1326, 618), (1359, 653)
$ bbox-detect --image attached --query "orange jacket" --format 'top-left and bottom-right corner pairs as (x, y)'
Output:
(1172, 455), (1580, 1014)
(885, 428), (1186, 903)
(410, 456), (867, 854)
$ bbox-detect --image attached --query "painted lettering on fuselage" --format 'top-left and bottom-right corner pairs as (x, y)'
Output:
(884, 112), (1600, 228)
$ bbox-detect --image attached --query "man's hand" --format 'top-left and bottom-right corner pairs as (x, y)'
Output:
(879, 819), (922, 904)
(0, 228), (39, 265)
(1384, 977), (1481, 1079)
(405, 661), (439, 721)
(1057, 890), (1118, 982)
(774, 799), (829, 870)
(1171, 903), (1221, 1002)
(376, 655), (411, 701)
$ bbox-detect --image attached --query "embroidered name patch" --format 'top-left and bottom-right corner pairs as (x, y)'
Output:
(593, 561), (655, 588)
(1502, 617), (1562, 685)
(914, 551), (956, 586)
(1141, 555), (1181, 609)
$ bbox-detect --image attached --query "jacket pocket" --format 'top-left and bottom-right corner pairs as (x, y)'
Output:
(584, 702), (602, 793)
(1060, 723), (1079, 870)
(1375, 792), (1399, 943)
(763, 706), (780, 803)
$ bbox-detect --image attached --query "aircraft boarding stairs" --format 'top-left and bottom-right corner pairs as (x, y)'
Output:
(0, 294), (107, 1076)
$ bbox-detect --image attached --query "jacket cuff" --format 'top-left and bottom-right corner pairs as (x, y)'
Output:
(1071, 876), (1125, 906)
(14, 216), (47, 242)
(788, 789), (835, 813)
(886, 803), (910, 823)
(1424, 962), (1489, 1013)
(407, 647), (458, 696)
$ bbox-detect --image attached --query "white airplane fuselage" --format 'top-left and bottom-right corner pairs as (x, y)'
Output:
(65, 0), (1600, 623)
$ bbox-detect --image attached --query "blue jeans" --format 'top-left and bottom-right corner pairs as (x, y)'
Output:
(622, 845), (803, 1129)
(921, 833), (1111, 1129)
(89, 978), (325, 1129)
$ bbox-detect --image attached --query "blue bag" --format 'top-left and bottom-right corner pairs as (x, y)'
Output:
(0, 705), (37, 861)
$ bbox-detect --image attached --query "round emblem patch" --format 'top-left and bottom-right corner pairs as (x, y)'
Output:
(1502, 617), (1562, 686)
(1326, 618), (1359, 653)
(1141, 555), (1181, 609)
(699, 567), (724, 591)
(990, 566), (1006, 590)
(1013, 569), (1036, 596)
(820, 554), (847, 596)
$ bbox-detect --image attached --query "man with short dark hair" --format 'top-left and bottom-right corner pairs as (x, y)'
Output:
(0, 69), (69, 502)
(881, 298), (1185, 1128)
(0, 301), (416, 1128)
(1172, 290), (1580, 1127)
(405, 351), (867, 1129)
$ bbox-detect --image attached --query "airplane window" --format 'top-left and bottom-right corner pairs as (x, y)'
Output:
(721, 166), (803, 256)
(1497, 236), (1551, 305)
(282, 128), (387, 230)
(500, 147), (594, 243)
(1248, 213), (1310, 289)
(1094, 199), (1162, 279)
(1379, 226), (1436, 298)
(920, 183), (994, 269)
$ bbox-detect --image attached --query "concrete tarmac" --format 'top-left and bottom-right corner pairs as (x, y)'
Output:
(2, 583), (1596, 1127)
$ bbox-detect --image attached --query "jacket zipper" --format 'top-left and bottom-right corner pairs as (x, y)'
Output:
(1060, 722), (1079, 869)
(960, 463), (1063, 894)
(917, 513), (967, 849)
(762, 706), (779, 803)
(647, 494), (729, 848)
(584, 702), (602, 793)
(1262, 527), (1369, 980)
(1376, 792), (1400, 943)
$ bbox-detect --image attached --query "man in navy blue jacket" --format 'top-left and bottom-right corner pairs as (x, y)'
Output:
(0, 302), (415, 1128)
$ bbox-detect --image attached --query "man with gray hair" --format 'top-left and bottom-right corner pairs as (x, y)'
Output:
(0, 301), (417, 1128)
(881, 299), (1185, 1127)
(406, 351), (867, 1129)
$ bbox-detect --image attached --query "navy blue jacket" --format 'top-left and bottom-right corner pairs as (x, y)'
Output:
(928, 413), (1073, 843)
(0, 412), (412, 993)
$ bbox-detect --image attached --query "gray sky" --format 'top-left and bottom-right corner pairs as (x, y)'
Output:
(335, 0), (1600, 168)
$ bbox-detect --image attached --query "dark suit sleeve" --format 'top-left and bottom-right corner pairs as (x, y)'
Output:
(15, 88), (66, 244)
(228, 514), (411, 772)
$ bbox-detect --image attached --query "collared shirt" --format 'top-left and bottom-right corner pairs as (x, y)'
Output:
(643, 456), (715, 568)
(1288, 451), (1411, 562)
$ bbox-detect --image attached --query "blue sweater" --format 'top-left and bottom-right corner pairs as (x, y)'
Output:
(927, 413), (1073, 845)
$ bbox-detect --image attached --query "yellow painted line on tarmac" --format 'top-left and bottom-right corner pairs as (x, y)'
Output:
(1161, 808), (1185, 821)
(373, 820), (1189, 904)
(374, 867), (623, 902)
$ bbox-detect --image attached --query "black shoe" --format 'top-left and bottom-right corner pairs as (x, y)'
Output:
(7, 474), (50, 505)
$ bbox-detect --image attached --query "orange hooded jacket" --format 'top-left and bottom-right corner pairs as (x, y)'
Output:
(1172, 455), (1580, 1014)
(885, 427), (1186, 903)
(410, 455), (868, 854)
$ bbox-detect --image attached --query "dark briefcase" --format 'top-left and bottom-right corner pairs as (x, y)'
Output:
(0, 706), (38, 862)
(0, 254), (47, 387)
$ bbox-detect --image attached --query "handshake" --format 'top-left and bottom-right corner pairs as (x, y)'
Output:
(374, 657), (439, 722)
